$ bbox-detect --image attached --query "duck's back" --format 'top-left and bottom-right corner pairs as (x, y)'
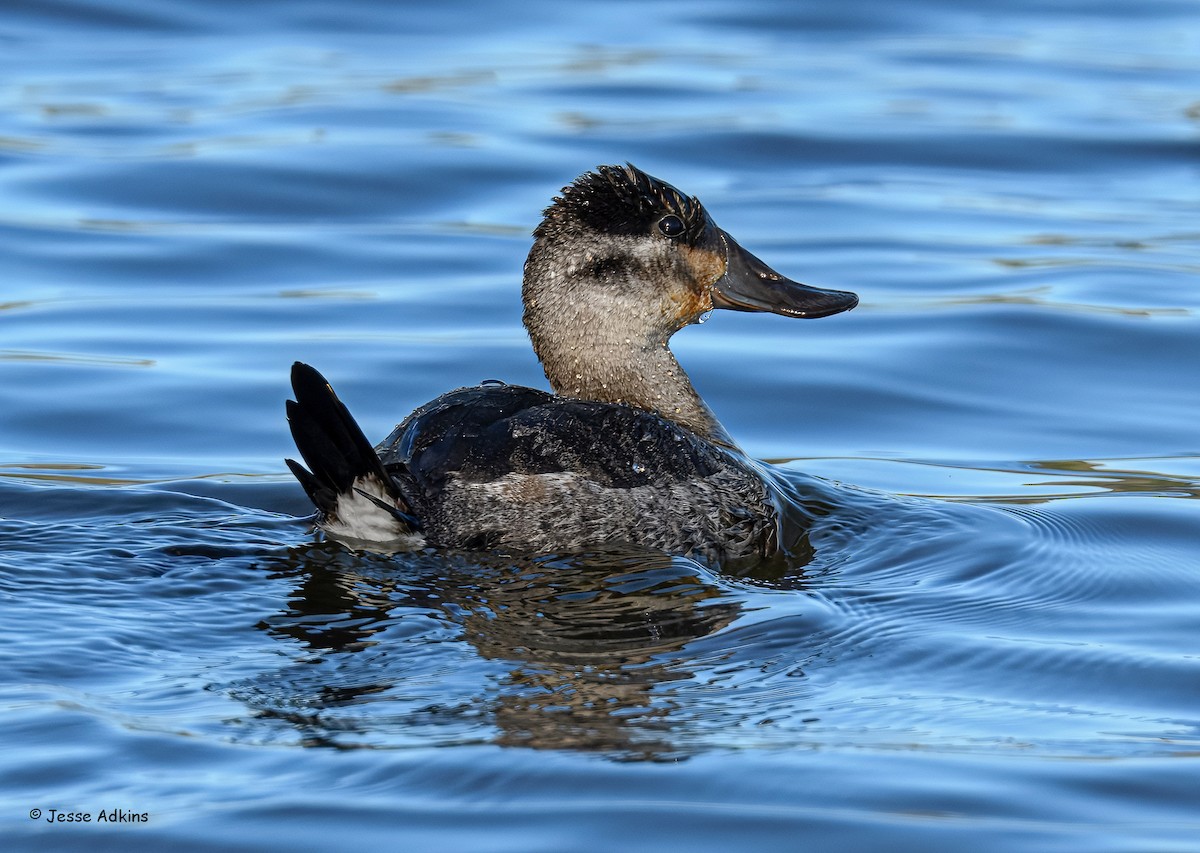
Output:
(377, 384), (779, 563)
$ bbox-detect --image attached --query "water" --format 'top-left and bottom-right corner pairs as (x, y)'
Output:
(2, 1), (1199, 849)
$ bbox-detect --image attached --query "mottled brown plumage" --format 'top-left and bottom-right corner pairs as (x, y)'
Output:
(286, 164), (857, 567)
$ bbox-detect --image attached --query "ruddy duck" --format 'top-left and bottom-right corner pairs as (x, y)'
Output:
(286, 164), (856, 566)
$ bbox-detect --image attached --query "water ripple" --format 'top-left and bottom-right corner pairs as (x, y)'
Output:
(3, 1), (1199, 846)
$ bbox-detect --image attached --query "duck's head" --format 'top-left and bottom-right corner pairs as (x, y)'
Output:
(523, 163), (858, 348)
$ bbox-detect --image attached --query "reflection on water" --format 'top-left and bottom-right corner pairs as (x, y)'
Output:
(3, 0), (1200, 847)
(787, 455), (1200, 505)
(213, 451), (1200, 765)
(1021, 457), (1200, 501)
(0, 350), (156, 367)
(936, 288), (1193, 317)
(245, 543), (743, 759)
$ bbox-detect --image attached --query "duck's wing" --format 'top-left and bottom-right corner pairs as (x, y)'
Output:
(378, 385), (728, 490)
(377, 386), (773, 560)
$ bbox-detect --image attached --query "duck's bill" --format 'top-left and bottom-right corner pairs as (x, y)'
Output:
(712, 233), (858, 318)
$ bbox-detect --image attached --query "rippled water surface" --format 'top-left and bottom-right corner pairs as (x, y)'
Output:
(3, 1), (1199, 850)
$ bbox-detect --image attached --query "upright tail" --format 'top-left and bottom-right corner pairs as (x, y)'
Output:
(285, 362), (421, 543)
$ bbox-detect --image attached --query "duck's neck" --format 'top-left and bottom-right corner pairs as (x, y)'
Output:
(524, 297), (736, 448)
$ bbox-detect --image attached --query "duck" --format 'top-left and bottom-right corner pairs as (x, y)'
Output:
(285, 164), (857, 567)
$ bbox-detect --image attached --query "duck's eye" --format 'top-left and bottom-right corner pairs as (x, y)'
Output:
(657, 214), (685, 238)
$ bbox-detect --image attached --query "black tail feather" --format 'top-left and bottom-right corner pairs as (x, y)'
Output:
(285, 362), (411, 522)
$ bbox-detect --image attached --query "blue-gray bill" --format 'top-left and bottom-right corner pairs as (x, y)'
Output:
(712, 231), (858, 318)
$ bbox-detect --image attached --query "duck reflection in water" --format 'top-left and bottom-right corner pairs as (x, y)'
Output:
(241, 542), (749, 759)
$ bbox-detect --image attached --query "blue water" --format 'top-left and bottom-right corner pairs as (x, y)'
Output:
(3, 1), (1199, 849)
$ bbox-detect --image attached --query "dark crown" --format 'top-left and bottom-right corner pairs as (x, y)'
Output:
(537, 164), (708, 244)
